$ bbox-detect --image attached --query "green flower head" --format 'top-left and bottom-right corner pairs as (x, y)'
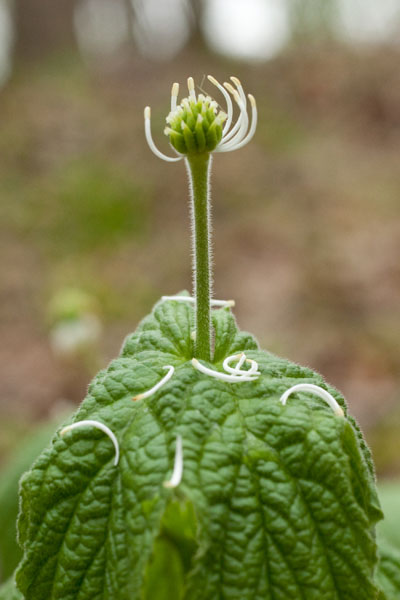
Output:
(144, 75), (257, 161)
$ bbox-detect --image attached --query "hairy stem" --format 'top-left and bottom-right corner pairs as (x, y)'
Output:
(186, 153), (212, 361)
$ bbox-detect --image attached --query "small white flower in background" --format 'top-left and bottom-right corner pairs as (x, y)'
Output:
(144, 75), (257, 161)
(48, 288), (102, 359)
(50, 314), (102, 358)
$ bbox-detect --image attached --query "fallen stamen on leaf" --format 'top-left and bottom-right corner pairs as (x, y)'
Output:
(133, 365), (175, 401)
(164, 435), (183, 488)
(279, 383), (344, 417)
(162, 295), (235, 307)
(223, 353), (260, 376)
(228, 352), (246, 372)
(60, 420), (120, 466)
(192, 357), (259, 382)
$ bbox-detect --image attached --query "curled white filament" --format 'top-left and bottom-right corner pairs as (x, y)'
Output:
(171, 82), (179, 111)
(162, 295), (235, 308)
(223, 353), (260, 376)
(207, 74), (233, 135)
(133, 365), (175, 401)
(60, 420), (120, 466)
(164, 435), (183, 488)
(279, 383), (344, 417)
(192, 352), (260, 383)
(144, 106), (182, 163)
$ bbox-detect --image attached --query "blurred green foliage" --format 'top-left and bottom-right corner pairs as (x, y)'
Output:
(31, 160), (149, 255)
(377, 481), (400, 550)
(48, 287), (99, 324)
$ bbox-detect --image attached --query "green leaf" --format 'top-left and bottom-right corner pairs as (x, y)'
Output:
(143, 535), (185, 600)
(376, 536), (400, 600)
(16, 296), (382, 599)
(0, 416), (70, 582)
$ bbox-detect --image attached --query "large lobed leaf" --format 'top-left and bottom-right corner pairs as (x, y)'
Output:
(16, 295), (383, 599)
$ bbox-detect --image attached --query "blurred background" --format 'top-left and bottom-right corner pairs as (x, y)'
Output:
(0, 0), (400, 542)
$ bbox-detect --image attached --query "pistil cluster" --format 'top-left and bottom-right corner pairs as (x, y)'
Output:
(144, 75), (257, 160)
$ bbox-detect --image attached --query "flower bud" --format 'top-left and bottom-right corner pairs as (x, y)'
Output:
(164, 81), (227, 155)
(144, 75), (256, 162)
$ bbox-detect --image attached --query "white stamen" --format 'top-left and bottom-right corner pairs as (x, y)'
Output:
(171, 82), (179, 111)
(219, 110), (247, 150)
(192, 358), (259, 383)
(279, 383), (344, 417)
(223, 353), (244, 374)
(230, 76), (247, 110)
(133, 365), (175, 401)
(211, 298), (235, 307)
(60, 420), (120, 466)
(219, 86), (248, 150)
(219, 85), (243, 145)
(144, 107), (182, 163)
(246, 359), (260, 375)
(230, 76), (241, 87)
(147, 76), (256, 160)
(164, 435), (183, 488)
(232, 352), (246, 371)
(161, 295), (235, 308)
(224, 94), (257, 152)
(187, 77), (196, 101)
(224, 82), (240, 103)
(223, 353), (260, 376)
(207, 75), (233, 135)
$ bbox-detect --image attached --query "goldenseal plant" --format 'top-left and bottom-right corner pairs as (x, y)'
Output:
(144, 75), (257, 362)
(9, 75), (396, 600)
